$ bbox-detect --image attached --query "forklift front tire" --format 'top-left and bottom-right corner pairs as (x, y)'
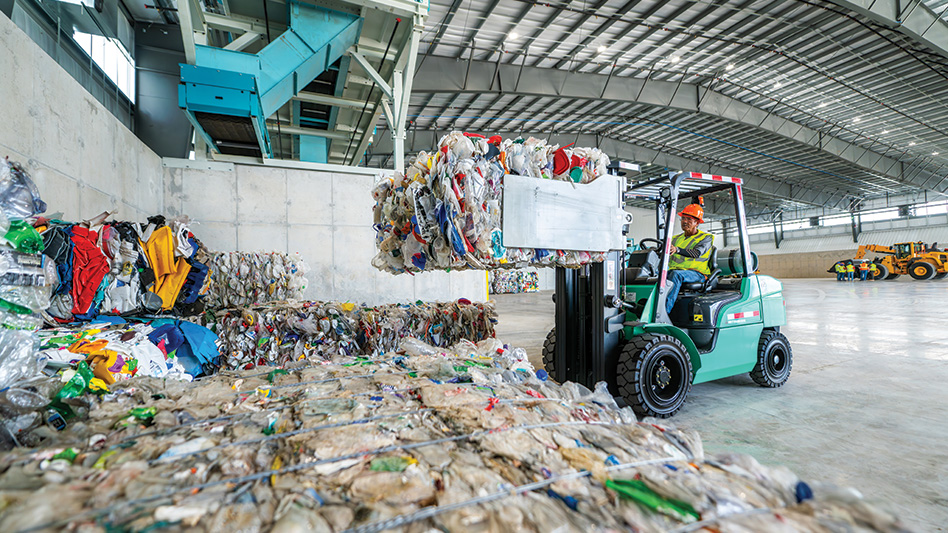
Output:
(751, 330), (792, 388)
(617, 334), (692, 418)
(542, 328), (556, 377)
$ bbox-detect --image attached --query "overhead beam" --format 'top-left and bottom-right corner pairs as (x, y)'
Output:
(203, 12), (282, 36)
(370, 128), (851, 213)
(266, 123), (361, 141)
(825, 0), (948, 60)
(350, 51), (393, 99)
(294, 92), (372, 109)
(224, 31), (261, 51)
(413, 56), (945, 193)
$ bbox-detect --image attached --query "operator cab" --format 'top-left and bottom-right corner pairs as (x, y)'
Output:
(623, 173), (757, 352)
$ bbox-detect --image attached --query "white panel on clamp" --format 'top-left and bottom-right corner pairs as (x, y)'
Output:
(501, 174), (630, 252)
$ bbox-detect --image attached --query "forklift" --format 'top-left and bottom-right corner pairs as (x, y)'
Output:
(539, 171), (792, 418)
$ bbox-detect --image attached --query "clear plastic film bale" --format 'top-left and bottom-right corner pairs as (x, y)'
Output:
(0, 329), (43, 391)
(0, 158), (46, 219)
(0, 250), (55, 312)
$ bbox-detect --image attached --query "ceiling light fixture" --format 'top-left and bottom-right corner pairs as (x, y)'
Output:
(853, 117), (860, 123)
(773, 82), (782, 89)
(909, 141), (916, 146)
(670, 55), (681, 63)
(882, 130), (888, 134)
(817, 102), (827, 108)
(725, 63), (735, 71)
(597, 45), (608, 54)
(509, 31), (520, 40)
(934, 152), (940, 156)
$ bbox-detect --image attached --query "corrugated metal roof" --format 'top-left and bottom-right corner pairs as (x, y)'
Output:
(749, 225), (948, 255)
(368, 0), (948, 219)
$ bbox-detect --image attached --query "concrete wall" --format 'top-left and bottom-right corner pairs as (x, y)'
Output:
(162, 159), (488, 304)
(0, 12), (163, 221)
(756, 250), (852, 279)
(748, 220), (948, 278)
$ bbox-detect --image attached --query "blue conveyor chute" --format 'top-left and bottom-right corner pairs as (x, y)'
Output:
(179, 0), (363, 159)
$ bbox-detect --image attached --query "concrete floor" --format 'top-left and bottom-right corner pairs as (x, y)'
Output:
(491, 278), (948, 532)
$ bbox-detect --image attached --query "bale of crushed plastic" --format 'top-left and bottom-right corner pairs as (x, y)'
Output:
(490, 270), (540, 294)
(0, 338), (906, 532)
(204, 251), (309, 310)
(372, 132), (613, 274)
(207, 299), (497, 369)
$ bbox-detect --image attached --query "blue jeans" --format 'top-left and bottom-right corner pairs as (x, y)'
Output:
(665, 269), (706, 314)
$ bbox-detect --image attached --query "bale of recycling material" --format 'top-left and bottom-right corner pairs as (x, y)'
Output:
(490, 270), (540, 294)
(204, 251), (309, 310)
(372, 132), (612, 274)
(0, 337), (906, 532)
(207, 299), (497, 369)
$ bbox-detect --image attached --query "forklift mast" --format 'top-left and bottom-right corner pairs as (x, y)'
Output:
(551, 251), (625, 386)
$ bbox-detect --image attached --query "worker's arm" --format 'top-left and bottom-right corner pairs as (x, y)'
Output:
(673, 234), (712, 258)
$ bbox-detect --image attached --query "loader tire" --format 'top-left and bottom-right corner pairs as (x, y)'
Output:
(873, 264), (889, 280)
(751, 330), (792, 388)
(617, 334), (692, 418)
(909, 262), (936, 280)
(933, 272), (948, 280)
(541, 328), (556, 377)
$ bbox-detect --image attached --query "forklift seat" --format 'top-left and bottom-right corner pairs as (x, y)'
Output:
(680, 247), (721, 293)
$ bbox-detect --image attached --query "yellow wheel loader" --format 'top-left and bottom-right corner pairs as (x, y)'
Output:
(854, 242), (948, 280)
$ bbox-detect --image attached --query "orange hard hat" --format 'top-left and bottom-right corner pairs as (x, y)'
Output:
(679, 203), (704, 223)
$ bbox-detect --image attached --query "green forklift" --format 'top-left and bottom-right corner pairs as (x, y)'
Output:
(541, 171), (792, 417)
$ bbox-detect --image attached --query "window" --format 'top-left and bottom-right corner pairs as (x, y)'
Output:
(860, 208), (899, 223)
(915, 202), (948, 217)
(73, 30), (136, 103)
(747, 224), (771, 235)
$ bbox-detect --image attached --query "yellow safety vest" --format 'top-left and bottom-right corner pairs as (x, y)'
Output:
(835, 264), (844, 273)
(670, 230), (713, 276)
(846, 264), (855, 273)
(869, 264), (878, 273)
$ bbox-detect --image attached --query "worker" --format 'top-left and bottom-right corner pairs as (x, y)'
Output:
(869, 262), (879, 280)
(827, 261), (843, 281)
(664, 204), (713, 314)
(846, 260), (855, 281)
(858, 261), (869, 281)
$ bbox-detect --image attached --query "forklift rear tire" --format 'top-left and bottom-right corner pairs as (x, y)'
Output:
(542, 328), (556, 377)
(934, 273), (948, 280)
(617, 334), (692, 418)
(909, 262), (936, 280)
(873, 264), (889, 280)
(750, 330), (792, 388)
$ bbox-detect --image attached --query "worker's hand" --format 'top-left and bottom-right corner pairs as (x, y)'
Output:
(669, 245), (678, 254)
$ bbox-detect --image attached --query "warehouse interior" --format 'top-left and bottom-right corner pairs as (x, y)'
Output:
(1, 0), (947, 530)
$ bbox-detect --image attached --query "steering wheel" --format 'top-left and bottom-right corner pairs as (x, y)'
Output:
(638, 238), (663, 252)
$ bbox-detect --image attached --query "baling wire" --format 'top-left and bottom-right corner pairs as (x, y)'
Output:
(17, 420), (629, 533)
(343, 455), (698, 533)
